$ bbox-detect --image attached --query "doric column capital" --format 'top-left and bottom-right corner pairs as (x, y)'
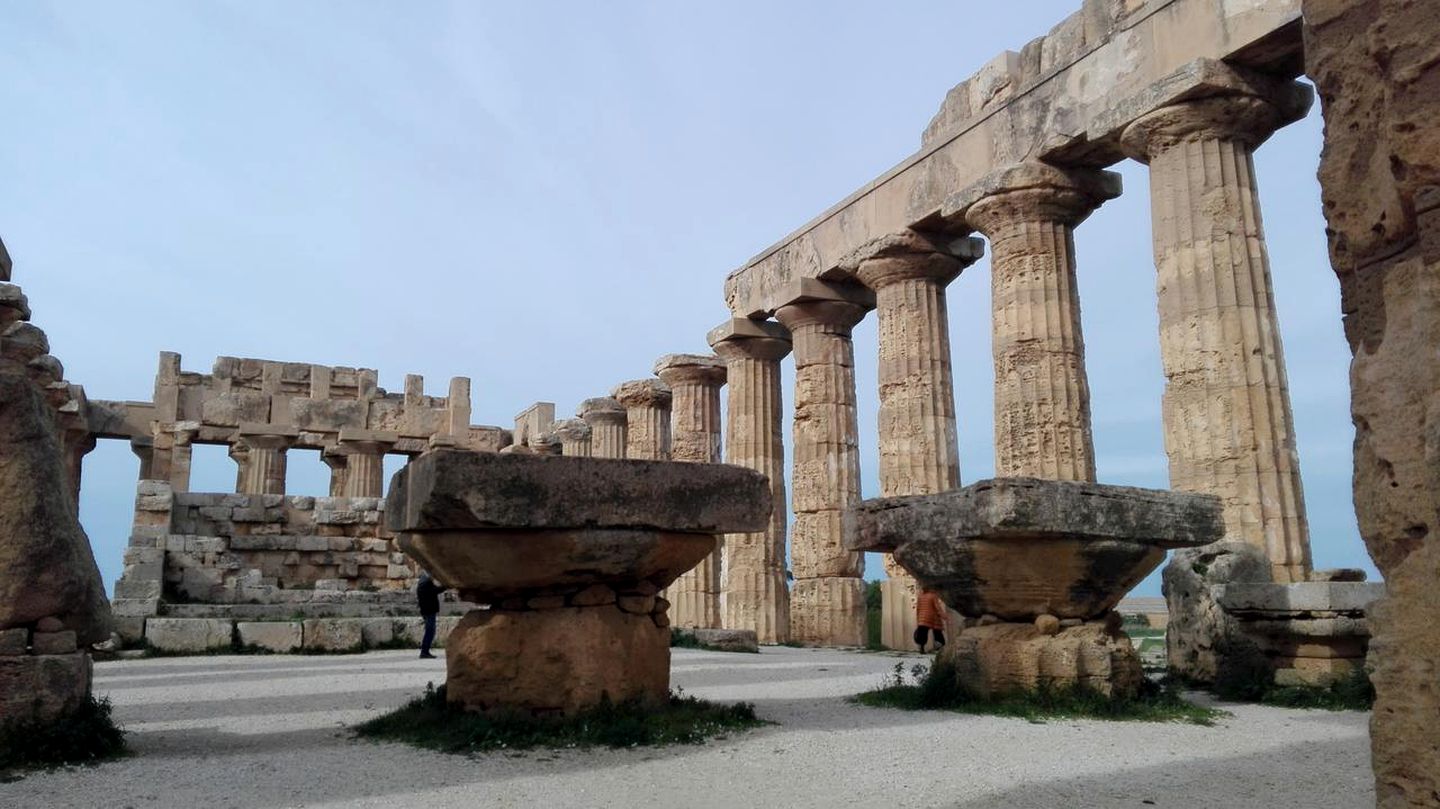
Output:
(236, 423), (298, 451)
(551, 418), (592, 444)
(707, 318), (792, 363)
(334, 428), (399, 457)
(1120, 82), (1312, 162)
(948, 162), (1122, 233)
(772, 278), (873, 334)
(843, 229), (983, 291)
(611, 378), (672, 409)
(577, 396), (627, 425)
(654, 353), (727, 389)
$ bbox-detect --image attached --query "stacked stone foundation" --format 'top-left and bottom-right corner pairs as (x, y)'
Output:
(0, 623), (93, 726)
(113, 480), (445, 646)
(942, 612), (1144, 699)
(448, 582), (673, 716)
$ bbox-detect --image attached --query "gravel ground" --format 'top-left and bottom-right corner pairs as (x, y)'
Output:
(1, 648), (1372, 808)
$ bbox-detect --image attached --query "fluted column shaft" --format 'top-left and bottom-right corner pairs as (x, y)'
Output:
(853, 231), (975, 649)
(775, 298), (869, 647)
(578, 398), (627, 459)
(1122, 90), (1313, 582)
(236, 435), (291, 496)
(337, 438), (392, 498)
(710, 321), (791, 643)
(322, 452), (348, 497)
(961, 164), (1118, 481)
(656, 354), (728, 629)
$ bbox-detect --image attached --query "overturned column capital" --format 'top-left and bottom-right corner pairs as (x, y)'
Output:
(1119, 80), (1312, 161)
(946, 161), (1122, 232)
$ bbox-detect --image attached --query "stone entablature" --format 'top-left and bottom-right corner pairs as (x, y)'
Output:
(723, 0), (1303, 318)
(89, 352), (509, 494)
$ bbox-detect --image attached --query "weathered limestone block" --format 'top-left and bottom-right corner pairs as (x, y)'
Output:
(612, 378), (672, 461)
(1306, 2), (1440, 803)
(0, 651), (92, 724)
(709, 318), (792, 643)
(145, 618), (233, 653)
(1162, 540), (1272, 683)
(0, 373), (112, 644)
(941, 619), (1144, 699)
(447, 605), (668, 715)
(577, 397), (627, 459)
(237, 621), (302, 653)
(1120, 69), (1314, 583)
(302, 618), (362, 652)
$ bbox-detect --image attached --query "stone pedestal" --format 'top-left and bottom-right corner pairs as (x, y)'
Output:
(612, 379), (672, 461)
(1121, 82), (1314, 583)
(709, 318), (792, 643)
(848, 231), (980, 648)
(943, 617), (1143, 698)
(387, 450), (769, 716)
(951, 162), (1120, 482)
(775, 281), (872, 646)
(578, 397), (627, 459)
(654, 353), (727, 630)
(1215, 581), (1383, 687)
(846, 477), (1223, 697)
(0, 640), (93, 725)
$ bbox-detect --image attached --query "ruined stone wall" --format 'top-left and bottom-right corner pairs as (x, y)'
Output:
(1305, 1), (1440, 804)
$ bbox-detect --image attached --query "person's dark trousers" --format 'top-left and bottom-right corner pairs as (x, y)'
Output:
(912, 626), (946, 652)
(420, 613), (437, 657)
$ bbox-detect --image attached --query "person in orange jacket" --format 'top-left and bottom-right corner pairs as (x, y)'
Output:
(913, 588), (947, 653)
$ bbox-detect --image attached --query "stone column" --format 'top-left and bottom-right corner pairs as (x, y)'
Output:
(773, 280), (873, 647)
(234, 426), (297, 496)
(1121, 83), (1314, 583)
(131, 437), (155, 481)
(527, 432), (562, 456)
(578, 397), (627, 459)
(654, 353), (728, 629)
(336, 429), (397, 498)
(151, 422), (199, 493)
(322, 450), (347, 497)
(952, 162), (1120, 481)
(61, 429), (96, 510)
(849, 229), (982, 649)
(552, 418), (592, 457)
(612, 379), (672, 461)
(709, 318), (791, 643)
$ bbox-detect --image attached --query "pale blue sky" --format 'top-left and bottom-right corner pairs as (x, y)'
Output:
(0, 2), (1370, 596)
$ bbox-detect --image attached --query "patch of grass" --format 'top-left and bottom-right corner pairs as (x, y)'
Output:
(0, 695), (127, 778)
(852, 658), (1225, 726)
(355, 683), (767, 752)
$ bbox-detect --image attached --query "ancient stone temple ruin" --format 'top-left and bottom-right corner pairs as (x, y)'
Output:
(0, 0), (1435, 804)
